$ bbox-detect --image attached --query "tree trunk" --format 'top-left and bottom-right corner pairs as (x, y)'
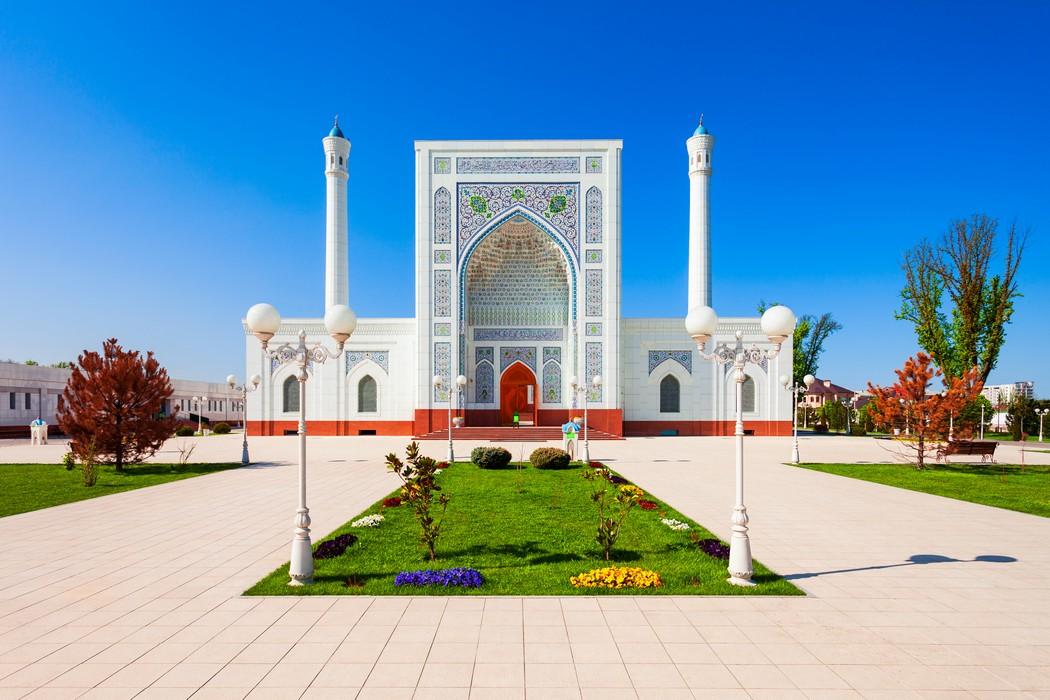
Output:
(115, 412), (124, 472)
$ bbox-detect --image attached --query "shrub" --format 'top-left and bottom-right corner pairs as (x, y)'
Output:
(471, 446), (511, 469)
(212, 422), (231, 435)
(530, 447), (570, 469)
(62, 451), (76, 471)
(850, 423), (867, 436)
(175, 426), (194, 437)
(386, 441), (451, 560)
(382, 496), (403, 508)
(582, 466), (644, 560)
(570, 566), (662, 589)
(813, 423), (829, 434)
(314, 533), (357, 560)
(394, 567), (484, 588)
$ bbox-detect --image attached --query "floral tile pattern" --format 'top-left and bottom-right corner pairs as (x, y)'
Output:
(586, 269), (602, 317)
(586, 249), (603, 263)
(586, 322), (602, 336)
(434, 187), (452, 244)
(585, 186), (602, 244)
(433, 249), (451, 264)
(586, 156), (603, 174)
(475, 358), (494, 403)
(345, 350), (389, 375)
(648, 350), (692, 375)
(474, 328), (564, 341)
(542, 346), (562, 365)
(457, 184), (579, 254)
(433, 323), (451, 337)
(542, 359), (562, 404)
(433, 157), (451, 175)
(585, 341), (603, 401)
(433, 269), (451, 318)
(499, 347), (537, 373)
(433, 342), (451, 402)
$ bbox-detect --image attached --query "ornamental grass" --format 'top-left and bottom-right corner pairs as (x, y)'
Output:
(570, 566), (662, 589)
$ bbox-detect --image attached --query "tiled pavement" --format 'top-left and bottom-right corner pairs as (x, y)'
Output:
(0, 435), (1048, 699)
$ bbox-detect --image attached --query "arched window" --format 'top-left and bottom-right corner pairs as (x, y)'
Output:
(741, 375), (756, 413)
(660, 375), (680, 413)
(283, 376), (300, 413)
(358, 375), (377, 413)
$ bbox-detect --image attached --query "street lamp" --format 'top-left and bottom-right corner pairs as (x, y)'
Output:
(686, 303), (794, 587)
(781, 374), (815, 464)
(569, 375), (602, 463)
(226, 373), (261, 465)
(245, 301), (357, 586)
(433, 374), (467, 462)
(1037, 408), (1048, 442)
(193, 395), (208, 435)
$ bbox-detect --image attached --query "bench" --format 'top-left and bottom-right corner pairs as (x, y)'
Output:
(939, 440), (997, 463)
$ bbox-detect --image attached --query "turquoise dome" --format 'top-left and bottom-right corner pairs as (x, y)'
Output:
(329, 117), (345, 139)
(693, 123), (709, 136)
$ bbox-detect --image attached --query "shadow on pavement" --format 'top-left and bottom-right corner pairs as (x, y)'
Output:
(785, 553), (1017, 580)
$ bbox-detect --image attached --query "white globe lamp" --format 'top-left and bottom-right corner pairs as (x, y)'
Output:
(246, 303), (281, 345)
(760, 305), (796, 344)
(324, 304), (357, 344)
(685, 305), (719, 347)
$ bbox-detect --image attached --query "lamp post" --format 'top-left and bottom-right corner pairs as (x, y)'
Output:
(686, 303), (795, 586)
(781, 374), (815, 464)
(193, 395), (208, 435)
(245, 301), (357, 586)
(1037, 408), (1048, 442)
(433, 374), (467, 462)
(227, 373), (261, 465)
(569, 375), (602, 463)
(980, 402), (985, 440)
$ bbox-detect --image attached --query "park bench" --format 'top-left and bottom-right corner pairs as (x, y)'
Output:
(939, 440), (997, 463)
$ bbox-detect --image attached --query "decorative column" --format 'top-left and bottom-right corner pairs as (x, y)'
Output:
(686, 115), (715, 310)
(324, 117), (351, 311)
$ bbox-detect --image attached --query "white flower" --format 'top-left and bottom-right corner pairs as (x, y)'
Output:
(660, 518), (690, 531)
(434, 469), (443, 475)
(351, 514), (385, 528)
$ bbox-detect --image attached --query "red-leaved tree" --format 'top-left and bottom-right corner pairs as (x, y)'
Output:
(867, 353), (982, 469)
(58, 339), (177, 471)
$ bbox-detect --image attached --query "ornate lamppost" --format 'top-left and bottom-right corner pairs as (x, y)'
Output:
(226, 373), (261, 465)
(569, 375), (602, 463)
(433, 374), (467, 462)
(686, 304), (795, 586)
(1037, 408), (1048, 442)
(193, 395), (208, 435)
(781, 373), (815, 464)
(245, 302), (357, 586)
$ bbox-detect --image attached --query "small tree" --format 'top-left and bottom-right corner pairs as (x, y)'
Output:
(58, 339), (176, 472)
(385, 442), (450, 560)
(867, 353), (982, 469)
(582, 466), (644, 560)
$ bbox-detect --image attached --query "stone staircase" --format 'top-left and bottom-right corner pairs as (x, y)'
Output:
(414, 426), (621, 442)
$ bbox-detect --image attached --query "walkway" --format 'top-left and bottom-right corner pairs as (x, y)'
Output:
(0, 435), (1047, 698)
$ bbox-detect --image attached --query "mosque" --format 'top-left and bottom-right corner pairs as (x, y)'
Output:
(243, 119), (793, 437)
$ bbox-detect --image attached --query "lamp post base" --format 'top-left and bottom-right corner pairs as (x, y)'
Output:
(288, 508), (313, 587)
(726, 575), (757, 587)
(241, 440), (250, 466)
(727, 505), (753, 587)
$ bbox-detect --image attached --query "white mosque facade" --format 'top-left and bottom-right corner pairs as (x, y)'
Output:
(244, 121), (793, 438)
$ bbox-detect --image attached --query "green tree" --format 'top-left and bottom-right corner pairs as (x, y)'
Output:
(897, 214), (1026, 382)
(758, 301), (842, 386)
(24, 360), (38, 366)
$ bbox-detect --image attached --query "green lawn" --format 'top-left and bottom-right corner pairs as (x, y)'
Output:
(246, 462), (802, 596)
(0, 463), (242, 517)
(795, 462), (1050, 517)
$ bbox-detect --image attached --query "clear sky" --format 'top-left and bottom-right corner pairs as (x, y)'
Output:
(1, 2), (1047, 395)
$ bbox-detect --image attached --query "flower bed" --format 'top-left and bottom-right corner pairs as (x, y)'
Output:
(697, 538), (730, 559)
(661, 517), (690, 531)
(394, 567), (484, 588)
(314, 533), (357, 560)
(637, 499), (658, 511)
(351, 513), (384, 528)
(382, 497), (402, 508)
(570, 566), (662, 589)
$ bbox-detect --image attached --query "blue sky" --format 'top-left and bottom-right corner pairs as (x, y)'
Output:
(1, 2), (1047, 395)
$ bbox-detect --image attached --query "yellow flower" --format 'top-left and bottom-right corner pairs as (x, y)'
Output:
(570, 567), (662, 589)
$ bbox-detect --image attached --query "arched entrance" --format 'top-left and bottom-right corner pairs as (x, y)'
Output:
(500, 362), (537, 426)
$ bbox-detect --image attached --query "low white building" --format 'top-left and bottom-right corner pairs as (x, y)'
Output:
(0, 362), (242, 438)
(245, 118), (794, 437)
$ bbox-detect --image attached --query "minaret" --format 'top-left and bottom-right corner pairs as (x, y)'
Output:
(686, 114), (714, 310)
(323, 117), (351, 310)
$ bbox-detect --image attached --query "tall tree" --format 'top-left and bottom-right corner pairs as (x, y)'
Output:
(758, 301), (842, 385)
(897, 214), (1026, 382)
(58, 339), (176, 472)
(867, 353), (982, 469)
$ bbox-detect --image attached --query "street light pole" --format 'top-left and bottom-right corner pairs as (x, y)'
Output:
(569, 375), (602, 464)
(980, 403), (985, 440)
(245, 302), (357, 586)
(1037, 408), (1048, 442)
(193, 395), (207, 435)
(687, 304), (795, 587)
(782, 374), (815, 464)
(227, 374), (261, 465)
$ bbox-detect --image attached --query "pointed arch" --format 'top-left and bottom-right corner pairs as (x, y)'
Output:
(660, 375), (680, 413)
(358, 375), (377, 413)
(282, 375), (300, 413)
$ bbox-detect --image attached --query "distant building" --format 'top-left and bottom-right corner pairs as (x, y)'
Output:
(0, 361), (241, 438)
(802, 378), (857, 408)
(981, 382), (1035, 407)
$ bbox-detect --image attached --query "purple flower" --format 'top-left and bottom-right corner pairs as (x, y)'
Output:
(314, 533), (358, 560)
(697, 538), (730, 560)
(394, 567), (484, 588)
(607, 474), (631, 485)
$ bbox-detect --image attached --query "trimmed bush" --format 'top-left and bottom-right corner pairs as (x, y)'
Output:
(530, 447), (571, 470)
(212, 422), (231, 435)
(470, 446), (512, 469)
(174, 426), (195, 437)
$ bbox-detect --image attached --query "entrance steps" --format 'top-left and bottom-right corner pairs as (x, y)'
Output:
(414, 426), (621, 442)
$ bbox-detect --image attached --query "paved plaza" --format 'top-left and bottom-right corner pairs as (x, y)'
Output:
(0, 434), (1048, 699)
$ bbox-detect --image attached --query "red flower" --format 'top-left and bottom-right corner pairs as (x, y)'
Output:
(637, 500), (657, 511)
